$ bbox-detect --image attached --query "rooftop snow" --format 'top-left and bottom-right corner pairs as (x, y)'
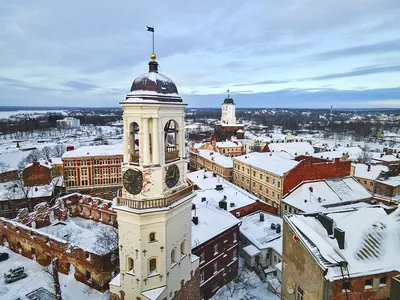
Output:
(234, 152), (299, 176)
(267, 142), (314, 157)
(377, 176), (400, 187)
(371, 153), (400, 162)
(240, 211), (283, 252)
(285, 206), (400, 280)
(283, 177), (371, 213)
(62, 144), (122, 159)
(312, 146), (362, 161)
(216, 141), (242, 148)
(352, 163), (389, 180)
(141, 286), (167, 300)
(191, 193), (240, 248)
(243, 244), (260, 257)
(188, 170), (259, 211)
(197, 149), (233, 168)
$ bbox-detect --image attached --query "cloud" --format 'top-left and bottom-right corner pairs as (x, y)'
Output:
(312, 40), (400, 60)
(63, 81), (100, 91)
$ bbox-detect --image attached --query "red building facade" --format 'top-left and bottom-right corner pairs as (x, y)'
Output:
(192, 224), (240, 300)
(63, 146), (123, 200)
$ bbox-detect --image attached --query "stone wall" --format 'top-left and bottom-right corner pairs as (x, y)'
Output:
(282, 219), (326, 300)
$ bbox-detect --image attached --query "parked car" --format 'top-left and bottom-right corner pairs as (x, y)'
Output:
(4, 266), (24, 277)
(0, 252), (9, 262)
(4, 272), (28, 284)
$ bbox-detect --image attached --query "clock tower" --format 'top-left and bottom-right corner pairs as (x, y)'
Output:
(109, 54), (199, 300)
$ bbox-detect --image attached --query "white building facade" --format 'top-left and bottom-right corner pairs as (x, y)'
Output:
(56, 117), (80, 129)
(109, 54), (199, 300)
(221, 96), (236, 125)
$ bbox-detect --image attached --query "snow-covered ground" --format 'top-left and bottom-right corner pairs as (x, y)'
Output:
(0, 110), (67, 120)
(0, 246), (108, 300)
(211, 258), (280, 300)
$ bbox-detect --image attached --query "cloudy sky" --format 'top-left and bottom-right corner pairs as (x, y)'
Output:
(1, 0), (400, 108)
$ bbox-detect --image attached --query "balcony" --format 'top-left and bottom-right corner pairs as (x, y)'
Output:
(117, 184), (193, 210)
(166, 146), (179, 163)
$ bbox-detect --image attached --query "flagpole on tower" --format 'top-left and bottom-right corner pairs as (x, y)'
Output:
(147, 25), (155, 55)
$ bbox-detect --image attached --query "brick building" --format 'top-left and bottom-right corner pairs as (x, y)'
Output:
(0, 168), (18, 183)
(233, 153), (351, 212)
(0, 194), (118, 292)
(374, 176), (400, 204)
(351, 163), (389, 193)
(372, 153), (400, 176)
(282, 207), (400, 300)
(189, 147), (233, 182)
(23, 161), (52, 186)
(62, 144), (123, 200)
(191, 191), (240, 300)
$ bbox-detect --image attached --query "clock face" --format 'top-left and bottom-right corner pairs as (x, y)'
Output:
(123, 169), (143, 195)
(165, 164), (180, 188)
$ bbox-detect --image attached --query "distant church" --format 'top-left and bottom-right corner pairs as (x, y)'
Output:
(214, 94), (245, 141)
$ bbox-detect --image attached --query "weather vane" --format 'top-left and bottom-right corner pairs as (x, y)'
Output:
(147, 26), (155, 56)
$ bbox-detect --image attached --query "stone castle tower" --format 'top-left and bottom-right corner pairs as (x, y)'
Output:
(109, 54), (200, 300)
(221, 93), (236, 125)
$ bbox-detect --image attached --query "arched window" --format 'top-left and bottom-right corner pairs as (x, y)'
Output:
(164, 120), (179, 163)
(149, 232), (156, 242)
(171, 248), (176, 264)
(180, 241), (185, 257)
(149, 258), (157, 275)
(127, 257), (134, 274)
(129, 122), (140, 164)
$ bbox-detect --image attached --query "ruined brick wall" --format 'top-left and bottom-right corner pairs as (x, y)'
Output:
(173, 268), (201, 300)
(23, 161), (52, 186)
(283, 157), (351, 195)
(0, 217), (117, 292)
(56, 193), (117, 227)
(282, 219), (326, 300)
(328, 271), (399, 299)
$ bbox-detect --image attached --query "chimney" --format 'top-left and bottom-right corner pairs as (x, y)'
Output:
(201, 197), (206, 202)
(316, 213), (334, 235)
(309, 186), (313, 193)
(334, 227), (345, 249)
(276, 224), (281, 234)
(215, 184), (223, 191)
(380, 153), (384, 158)
(219, 200), (227, 210)
(192, 216), (199, 225)
(367, 164), (371, 172)
(259, 213), (264, 222)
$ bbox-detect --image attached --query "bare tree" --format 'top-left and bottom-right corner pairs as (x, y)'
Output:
(52, 145), (66, 157)
(42, 258), (63, 300)
(41, 146), (53, 159)
(0, 162), (11, 173)
(26, 149), (43, 163)
(357, 145), (373, 164)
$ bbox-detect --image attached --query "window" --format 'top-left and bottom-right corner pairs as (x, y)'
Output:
(365, 279), (373, 289)
(82, 160), (87, 166)
(199, 252), (204, 263)
(277, 181), (280, 188)
(260, 174), (263, 180)
(253, 171), (256, 176)
(213, 262), (218, 274)
(274, 255), (277, 262)
(296, 286), (303, 300)
(252, 182), (255, 188)
(384, 189), (390, 196)
(149, 232), (156, 242)
(277, 194), (280, 200)
(180, 241), (186, 257)
(272, 179), (275, 185)
(364, 180), (367, 185)
(171, 249), (176, 264)
(214, 244), (218, 255)
(200, 270), (204, 283)
(272, 191), (275, 198)
(284, 204), (288, 211)
(266, 177), (269, 183)
(149, 258), (157, 275)
(369, 182), (373, 186)
(127, 257), (134, 274)
(379, 277), (386, 286)
(241, 176), (244, 182)
(266, 253), (270, 260)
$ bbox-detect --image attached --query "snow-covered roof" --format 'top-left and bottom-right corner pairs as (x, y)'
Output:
(0, 178), (62, 201)
(191, 193), (240, 248)
(283, 177), (371, 213)
(25, 159), (52, 170)
(216, 141), (242, 148)
(285, 206), (400, 280)
(267, 142), (314, 157)
(312, 147), (362, 161)
(371, 153), (400, 162)
(234, 152), (299, 176)
(377, 176), (400, 187)
(141, 286), (166, 300)
(243, 244), (260, 257)
(197, 149), (233, 168)
(187, 170), (259, 211)
(240, 211), (283, 253)
(62, 144), (122, 159)
(352, 163), (389, 180)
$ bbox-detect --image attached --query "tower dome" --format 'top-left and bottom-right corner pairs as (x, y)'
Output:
(126, 54), (182, 102)
(223, 96), (235, 105)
